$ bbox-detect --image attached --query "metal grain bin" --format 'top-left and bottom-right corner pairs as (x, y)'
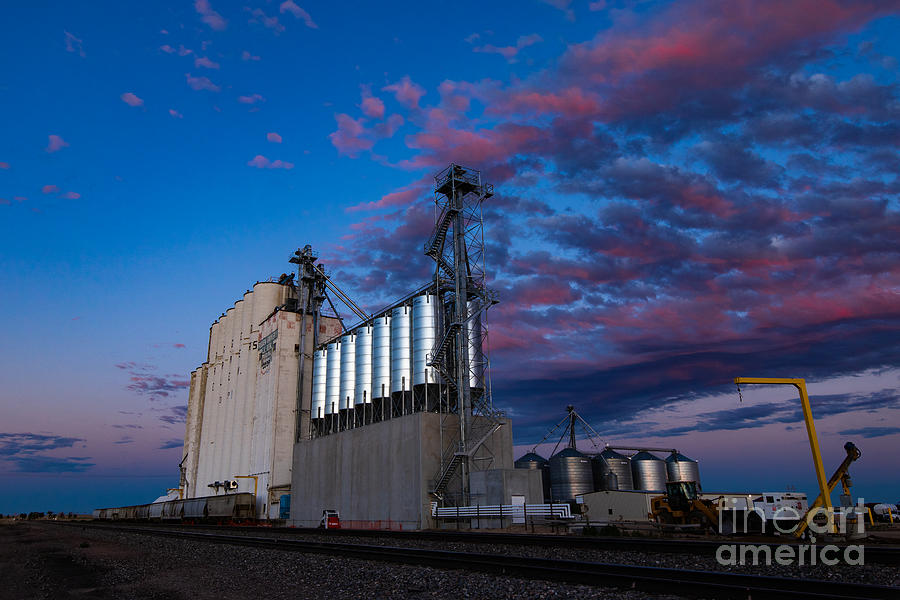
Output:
(665, 452), (701, 488)
(515, 452), (551, 502)
(592, 448), (634, 491)
(630, 451), (667, 491)
(549, 448), (594, 502)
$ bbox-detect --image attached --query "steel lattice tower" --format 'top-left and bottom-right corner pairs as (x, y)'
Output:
(426, 164), (502, 504)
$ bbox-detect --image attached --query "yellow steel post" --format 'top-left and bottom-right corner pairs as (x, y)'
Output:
(734, 377), (834, 532)
(234, 475), (259, 498)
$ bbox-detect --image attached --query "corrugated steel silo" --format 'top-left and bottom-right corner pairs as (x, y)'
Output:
(549, 448), (594, 502)
(593, 448), (634, 491)
(631, 451), (667, 491)
(390, 305), (412, 402)
(325, 341), (341, 418)
(354, 325), (373, 406)
(466, 300), (485, 394)
(515, 452), (551, 502)
(311, 349), (327, 422)
(666, 452), (701, 488)
(339, 333), (356, 412)
(412, 294), (438, 387)
(372, 315), (391, 401)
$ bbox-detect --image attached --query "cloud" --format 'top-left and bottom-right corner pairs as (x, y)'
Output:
(113, 436), (134, 445)
(118, 361), (189, 401)
(248, 7), (284, 34)
(61, 191), (80, 200)
(195, 0), (227, 31)
(279, 1), (317, 28)
(45, 135), (69, 153)
(382, 76), (426, 109)
(474, 34), (543, 62)
(241, 50), (261, 61)
(0, 432), (93, 473)
(267, 132), (282, 143)
(160, 44), (175, 53)
(319, 0), (900, 444)
(361, 93), (385, 119)
(159, 405), (188, 425)
(237, 93), (265, 104)
(169, 109), (183, 119)
(111, 424), (143, 430)
(247, 155), (294, 169)
(185, 73), (220, 92)
(837, 426), (900, 438)
(64, 31), (85, 57)
(159, 439), (183, 450)
(0, 162), (9, 169)
(41, 185), (59, 194)
(540, 0), (575, 21)
(194, 56), (220, 69)
(120, 92), (144, 107)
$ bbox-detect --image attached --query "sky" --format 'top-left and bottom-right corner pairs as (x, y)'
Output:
(1, 0), (899, 515)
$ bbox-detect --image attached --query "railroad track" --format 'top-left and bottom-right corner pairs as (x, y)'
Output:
(73, 521), (900, 566)
(65, 523), (898, 599)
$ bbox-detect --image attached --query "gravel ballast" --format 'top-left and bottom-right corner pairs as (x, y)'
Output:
(1, 522), (677, 600)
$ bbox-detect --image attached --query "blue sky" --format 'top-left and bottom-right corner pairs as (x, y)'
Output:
(2, 0), (899, 514)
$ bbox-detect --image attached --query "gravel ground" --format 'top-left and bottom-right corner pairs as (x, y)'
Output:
(104, 524), (900, 587)
(0, 522), (680, 600)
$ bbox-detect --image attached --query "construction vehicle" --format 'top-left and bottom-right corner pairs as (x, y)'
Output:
(651, 481), (719, 532)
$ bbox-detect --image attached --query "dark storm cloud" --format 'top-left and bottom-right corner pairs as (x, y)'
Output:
(0, 433), (93, 473)
(326, 0), (900, 444)
(159, 405), (188, 425)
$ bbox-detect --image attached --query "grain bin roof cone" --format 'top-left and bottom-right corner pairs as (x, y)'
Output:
(665, 451), (701, 489)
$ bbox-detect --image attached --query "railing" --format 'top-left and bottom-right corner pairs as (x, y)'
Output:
(431, 502), (573, 519)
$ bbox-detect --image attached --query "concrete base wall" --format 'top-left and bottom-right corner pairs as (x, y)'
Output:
(290, 412), (521, 530)
(290, 412), (446, 530)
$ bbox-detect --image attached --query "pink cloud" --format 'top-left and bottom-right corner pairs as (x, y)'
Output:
(64, 31), (85, 58)
(242, 50), (261, 61)
(169, 109), (183, 119)
(249, 8), (284, 34)
(347, 178), (428, 212)
(474, 34), (542, 62)
(194, 56), (220, 69)
(0, 162), (9, 169)
(360, 94), (385, 119)
(329, 114), (373, 157)
(195, 0), (226, 31)
(45, 135), (69, 153)
(120, 92), (144, 107)
(178, 45), (193, 56)
(160, 44), (175, 54)
(267, 132), (282, 143)
(237, 93), (265, 104)
(279, 1), (318, 28)
(383, 76), (426, 109)
(61, 191), (80, 200)
(42, 185), (59, 194)
(173, 343), (186, 349)
(247, 155), (294, 169)
(588, 1), (606, 10)
(185, 73), (220, 92)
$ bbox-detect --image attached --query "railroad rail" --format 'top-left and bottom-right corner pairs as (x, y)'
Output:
(63, 523), (898, 599)
(69, 521), (900, 566)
